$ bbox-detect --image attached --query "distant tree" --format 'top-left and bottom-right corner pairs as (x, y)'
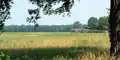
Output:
(82, 24), (89, 29)
(98, 16), (108, 30)
(88, 17), (98, 29)
(72, 21), (82, 28)
(4, 25), (73, 32)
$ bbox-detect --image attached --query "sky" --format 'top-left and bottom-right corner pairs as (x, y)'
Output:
(5, 0), (110, 25)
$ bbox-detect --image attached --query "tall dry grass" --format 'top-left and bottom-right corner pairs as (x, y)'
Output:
(0, 32), (112, 60)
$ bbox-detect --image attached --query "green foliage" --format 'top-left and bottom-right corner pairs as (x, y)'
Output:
(98, 16), (109, 30)
(88, 17), (98, 29)
(72, 21), (82, 28)
(87, 16), (109, 30)
(27, 8), (40, 24)
(3, 21), (89, 32)
(4, 25), (73, 32)
(14, 58), (20, 60)
(5, 55), (11, 60)
(0, 0), (13, 31)
(27, 0), (75, 26)
(0, 47), (110, 60)
(29, 0), (74, 15)
(0, 0), (75, 31)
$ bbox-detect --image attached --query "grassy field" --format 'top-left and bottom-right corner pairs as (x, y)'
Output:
(0, 32), (111, 60)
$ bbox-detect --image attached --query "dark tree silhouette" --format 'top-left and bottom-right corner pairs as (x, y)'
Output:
(109, 0), (120, 59)
(0, 0), (13, 32)
(0, 0), (120, 59)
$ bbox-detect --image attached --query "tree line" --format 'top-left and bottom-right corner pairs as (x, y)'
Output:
(0, 0), (120, 58)
(3, 16), (108, 32)
(88, 16), (108, 30)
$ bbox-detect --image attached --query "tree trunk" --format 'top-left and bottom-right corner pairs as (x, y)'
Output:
(109, 0), (120, 59)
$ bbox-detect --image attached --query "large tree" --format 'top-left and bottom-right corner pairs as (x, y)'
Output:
(109, 0), (120, 59)
(98, 16), (108, 30)
(88, 17), (98, 29)
(0, 0), (120, 59)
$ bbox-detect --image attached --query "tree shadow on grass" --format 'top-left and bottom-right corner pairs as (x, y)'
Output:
(0, 47), (109, 60)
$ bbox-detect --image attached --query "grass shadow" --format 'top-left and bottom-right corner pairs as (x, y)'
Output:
(0, 47), (109, 60)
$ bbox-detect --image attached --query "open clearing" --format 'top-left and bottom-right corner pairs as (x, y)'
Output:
(0, 32), (110, 60)
(0, 32), (110, 48)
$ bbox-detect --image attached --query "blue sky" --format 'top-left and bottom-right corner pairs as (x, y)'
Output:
(5, 0), (110, 25)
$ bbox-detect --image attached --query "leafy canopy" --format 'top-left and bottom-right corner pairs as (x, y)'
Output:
(0, 0), (13, 32)
(27, 0), (74, 24)
(0, 0), (75, 30)
(88, 17), (98, 29)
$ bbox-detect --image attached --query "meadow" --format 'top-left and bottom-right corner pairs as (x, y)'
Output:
(0, 32), (111, 60)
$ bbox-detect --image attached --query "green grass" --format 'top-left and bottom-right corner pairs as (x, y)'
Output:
(0, 32), (111, 60)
